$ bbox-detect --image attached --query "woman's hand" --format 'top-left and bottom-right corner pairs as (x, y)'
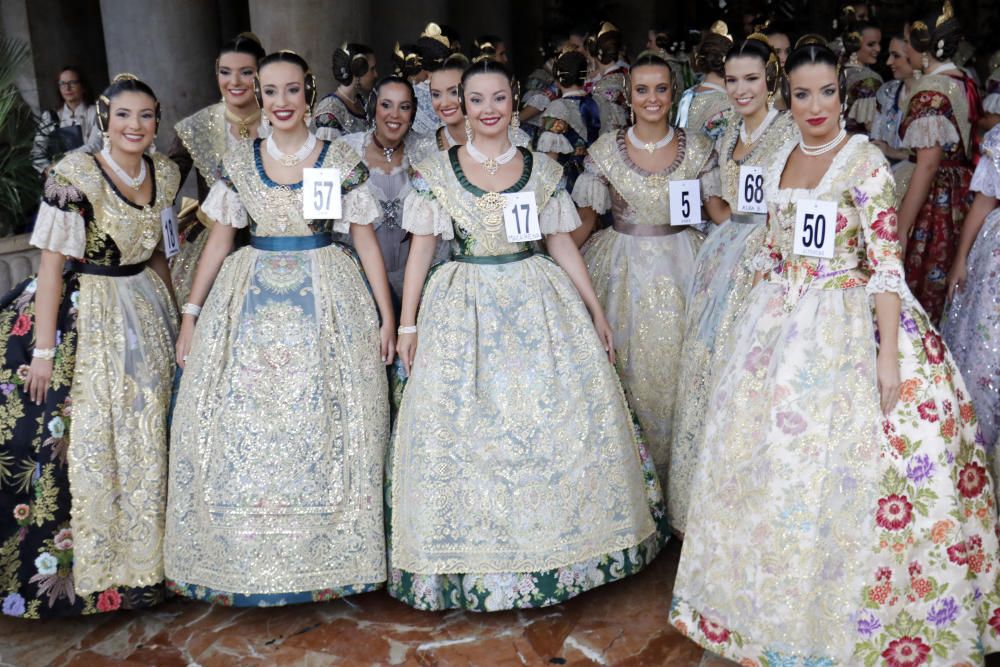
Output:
(945, 257), (967, 298)
(25, 358), (53, 406)
(380, 322), (397, 366)
(592, 313), (616, 365)
(397, 332), (417, 376)
(877, 347), (901, 416)
(175, 316), (196, 369)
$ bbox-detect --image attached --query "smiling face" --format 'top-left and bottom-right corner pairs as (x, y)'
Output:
(430, 68), (463, 126)
(788, 62), (842, 142)
(259, 61), (308, 131)
(107, 90), (157, 156)
(374, 82), (414, 144)
(858, 27), (882, 65)
(463, 72), (513, 139)
(725, 55), (769, 118)
(218, 51), (257, 111)
(886, 37), (914, 80)
(630, 64), (672, 125)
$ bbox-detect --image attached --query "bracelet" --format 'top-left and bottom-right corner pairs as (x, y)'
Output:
(397, 325), (417, 335)
(32, 347), (56, 360)
(181, 303), (202, 317)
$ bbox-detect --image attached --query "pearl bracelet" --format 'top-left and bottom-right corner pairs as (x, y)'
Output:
(32, 347), (56, 360)
(397, 325), (417, 335)
(181, 303), (202, 317)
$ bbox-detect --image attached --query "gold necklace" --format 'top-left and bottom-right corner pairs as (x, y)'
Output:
(225, 107), (261, 139)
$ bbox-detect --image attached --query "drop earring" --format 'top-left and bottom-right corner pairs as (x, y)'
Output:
(465, 118), (473, 141)
(511, 110), (521, 130)
(303, 109), (312, 127)
(921, 53), (930, 72)
(261, 113), (270, 132)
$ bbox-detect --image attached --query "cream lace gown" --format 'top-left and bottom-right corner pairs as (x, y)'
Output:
(165, 138), (389, 606)
(387, 147), (667, 612)
(671, 135), (1000, 664)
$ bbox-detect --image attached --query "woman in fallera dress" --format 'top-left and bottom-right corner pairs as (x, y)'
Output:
(670, 43), (1000, 664)
(587, 22), (629, 134)
(675, 23), (732, 141)
(314, 43), (377, 140)
(388, 59), (667, 612)
(166, 51), (396, 607)
(896, 3), (980, 323)
(169, 32), (266, 306)
(669, 36), (798, 534)
(840, 13), (883, 134)
(407, 53), (471, 166)
(573, 51), (726, 486)
(0, 74), (178, 618)
(409, 24), (453, 136)
(871, 34), (915, 173)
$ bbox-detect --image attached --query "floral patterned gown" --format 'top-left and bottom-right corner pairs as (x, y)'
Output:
(670, 135), (1000, 664)
(941, 125), (1000, 462)
(844, 63), (883, 134)
(388, 147), (667, 612)
(313, 93), (368, 140)
(674, 84), (730, 142)
(165, 138), (389, 607)
(0, 152), (179, 618)
(898, 66), (977, 322)
(669, 110), (798, 532)
(572, 128), (716, 486)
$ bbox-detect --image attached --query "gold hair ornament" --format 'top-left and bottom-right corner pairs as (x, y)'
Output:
(711, 20), (733, 42)
(598, 22), (619, 39)
(936, 0), (953, 27)
(421, 22), (450, 48)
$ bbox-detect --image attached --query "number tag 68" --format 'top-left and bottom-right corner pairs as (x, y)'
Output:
(737, 165), (766, 214)
(303, 168), (342, 220)
(793, 198), (837, 259)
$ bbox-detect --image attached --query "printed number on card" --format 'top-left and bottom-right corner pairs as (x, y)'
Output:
(303, 168), (342, 220)
(503, 192), (541, 242)
(793, 199), (837, 259)
(737, 166), (766, 214)
(669, 179), (701, 226)
(161, 208), (180, 259)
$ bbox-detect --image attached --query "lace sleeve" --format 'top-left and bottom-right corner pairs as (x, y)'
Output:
(401, 172), (453, 239)
(570, 155), (611, 214)
(201, 179), (248, 229)
(539, 189), (582, 235)
(30, 170), (88, 257)
(900, 90), (961, 149)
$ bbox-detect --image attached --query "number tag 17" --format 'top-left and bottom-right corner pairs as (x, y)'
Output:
(669, 179), (701, 226)
(302, 168), (342, 220)
(793, 198), (837, 259)
(737, 165), (766, 214)
(502, 192), (541, 242)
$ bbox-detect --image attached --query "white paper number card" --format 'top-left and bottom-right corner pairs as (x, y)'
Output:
(503, 192), (541, 242)
(303, 168), (342, 220)
(737, 165), (766, 214)
(669, 179), (701, 226)
(161, 207), (180, 259)
(793, 199), (837, 259)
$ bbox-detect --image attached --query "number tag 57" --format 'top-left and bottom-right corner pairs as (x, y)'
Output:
(737, 165), (766, 214)
(303, 168), (342, 220)
(793, 198), (837, 259)
(503, 192), (541, 242)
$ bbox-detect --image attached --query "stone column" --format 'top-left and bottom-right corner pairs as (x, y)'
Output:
(249, 0), (371, 101)
(99, 0), (221, 151)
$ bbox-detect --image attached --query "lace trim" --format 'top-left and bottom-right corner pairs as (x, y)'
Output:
(402, 190), (454, 239)
(571, 171), (611, 214)
(865, 268), (921, 309)
(202, 180), (248, 229)
(537, 132), (576, 155)
(539, 189), (582, 235)
(848, 96), (878, 127)
(30, 202), (86, 258)
(900, 115), (960, 149)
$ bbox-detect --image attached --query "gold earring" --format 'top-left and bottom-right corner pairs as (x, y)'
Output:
(511, 110), (520, 130)
(465, 118), (473, 141)
(102, 131), (110, 145)
(630, 107), (635, 125)
(767, 92), (775, 108)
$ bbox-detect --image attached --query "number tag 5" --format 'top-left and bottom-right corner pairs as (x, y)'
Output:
(503, 192), (541, 242)
(160, 208), (180, 259)
(793, 199), (837, 259)
(737, 165), (766, 214)
(669, 179), (701, 226)
(302, 168), (342, 220)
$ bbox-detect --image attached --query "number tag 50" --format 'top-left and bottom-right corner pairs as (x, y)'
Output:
(737, 165), (766, 214)
(793, 198), (837, 259)
(503, 192), (541, 242)
(303, 168), (342, 220)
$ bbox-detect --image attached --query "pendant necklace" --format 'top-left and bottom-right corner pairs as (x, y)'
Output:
(225, 107), (261, 140)
(466, 140), (517, 176)
(371, 131), (402, 162)
(265, 132), (317, 167)
(100, 146), (146, 190)
(627, 125), (674, 154)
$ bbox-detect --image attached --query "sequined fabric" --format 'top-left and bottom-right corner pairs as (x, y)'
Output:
(574, 129), (716, 484)
(313, 93), (368, 140)
(675, 87), (730, 142)
(388, 149), (661, 597)
(671, 136), (1000, 663)
(844, 64), (883, 133)
(669, 112), (798, 532)
(165, 139), (389, 601)
(941, 124), (1000, 461)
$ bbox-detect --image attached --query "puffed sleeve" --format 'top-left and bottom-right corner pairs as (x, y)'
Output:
(696, 147), (722, 201)
(900, 89), (961, 149)
(201, 176), (248, 229)
(339, 160), (381, 232)
(970, 126), (1000, 197)
(30, 170), (88, 258)
(571, 155), (611, 214)
(401, 171), (454, 239)
(523, 90), (552, 112)
(539, 189), (582, 234)
(536, 101), (576, 155)
(847, 77), (880, 130)
(313, 96), (346, 142)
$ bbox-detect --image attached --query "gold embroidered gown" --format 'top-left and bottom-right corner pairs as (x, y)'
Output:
(674, 84), (730, 142)
(669, 111), (798, 532)
(165, 138), (388, 606)
(388, 147), (667, 611)
(573, 129), (716, 485)
(0, 152), (179, 617)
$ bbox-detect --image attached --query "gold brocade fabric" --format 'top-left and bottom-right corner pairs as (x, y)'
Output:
(577, 130), (713, 481)
(52, 152), (180, 594)
(668, 112), (798, 532)
(390, 150), (656, 574)
(683, 88), (730, 138)
(174, 102), (228, 189)
(165, 140), (389, 595)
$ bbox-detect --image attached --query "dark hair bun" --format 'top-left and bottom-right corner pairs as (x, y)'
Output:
(332, 43), (372, 86)
(553, 50), (588, 87)
(695, 32), (731, 76)
(393, 43), (422, 78)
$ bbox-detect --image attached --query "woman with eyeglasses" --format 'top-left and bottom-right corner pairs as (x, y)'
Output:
(31, 67), (103, 175)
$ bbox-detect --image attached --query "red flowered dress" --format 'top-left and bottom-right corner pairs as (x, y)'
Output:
(898, 67), (977, 322)
(671, 135), (1000, 664)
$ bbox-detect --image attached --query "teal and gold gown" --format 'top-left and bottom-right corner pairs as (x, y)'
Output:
(387, 146), (667, 612)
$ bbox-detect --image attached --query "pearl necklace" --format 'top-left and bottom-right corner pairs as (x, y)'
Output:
(100, 146), (146, 191)
(799, 128), (847, 156)
(466, 140), (517, 175)
(265, 132), (317, 167)
(627, 126), (675, 154)
(371, 131), (402, 162)
(739, 107), (779, 147)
